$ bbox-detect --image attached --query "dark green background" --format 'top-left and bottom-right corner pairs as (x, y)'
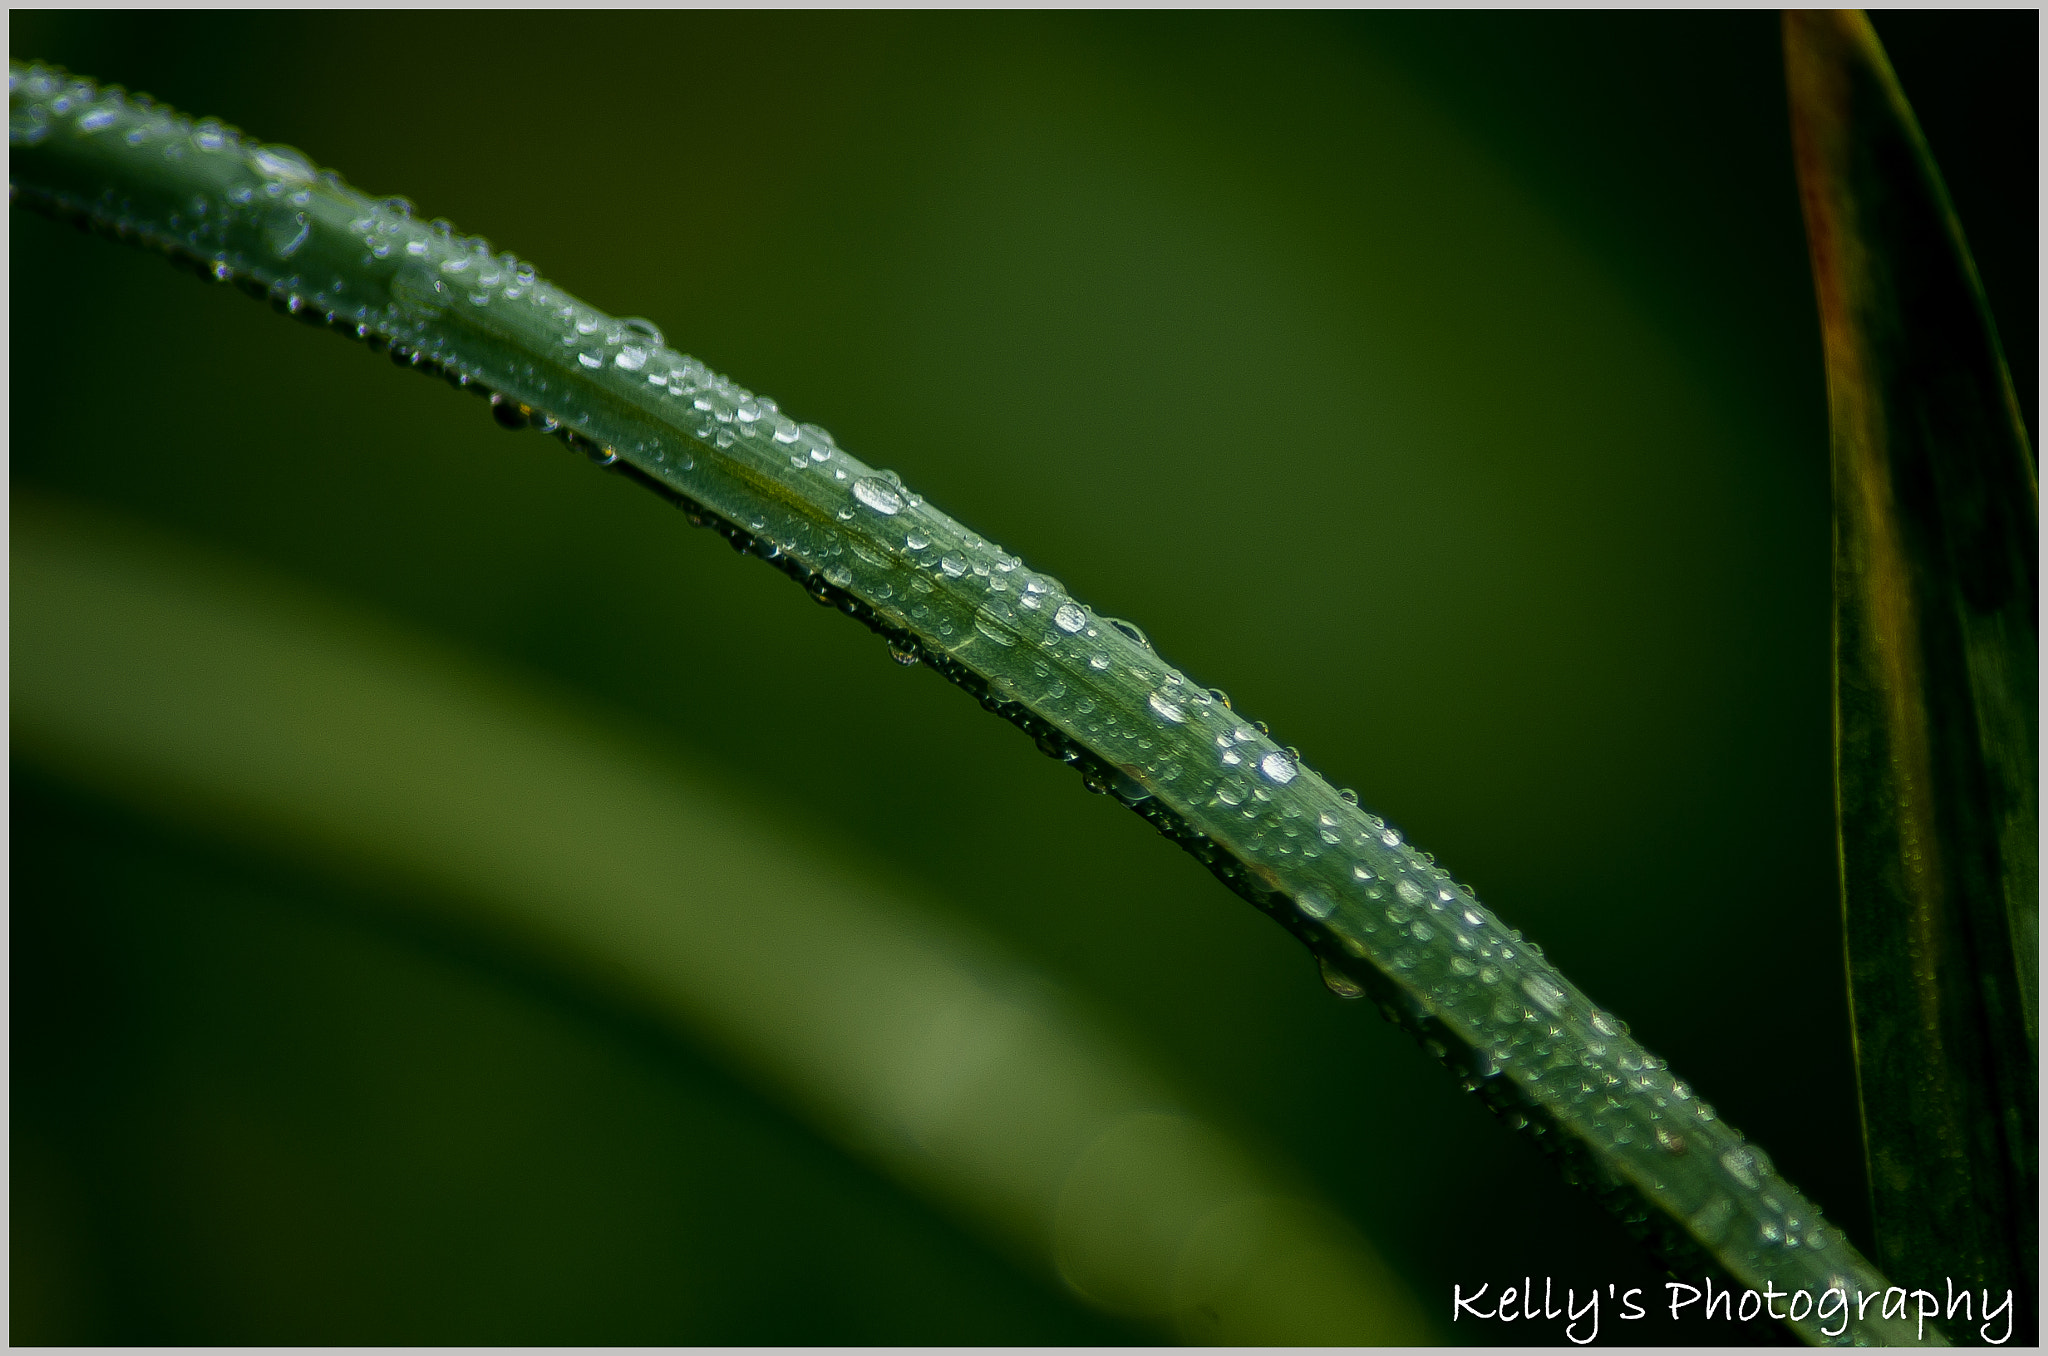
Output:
(10, 11), (2035, 1344)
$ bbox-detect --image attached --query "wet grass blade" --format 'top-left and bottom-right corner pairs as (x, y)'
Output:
(10, 57), (1939, 1342)
(1785, 10), (2039, 1323)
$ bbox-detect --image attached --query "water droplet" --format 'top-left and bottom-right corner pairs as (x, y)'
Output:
(853, 476), (905, 515)
(823, 563), (853, 588)
(1688, 1195), (1735, 1243)
(1655, 1125), (1687, 1154)
(938, 554), (967, 578)
(267, 210), (309, 259)
(77, 106), (116, 132)
(1107, 771), (1150, 803)
(615, 346), (648, 372)
(1087, 653), (1111, 671)
(1588, 1010), (1622, 1037)
(974, 608), (1017, 647)
(621, 317), (666, 347)
(1719, 1146), (1761, 1189)
(1319, 956), (1365, 999)
(1053, 602), (1086, 634)
(1258, 749), (1298, 784)
(1148, 691), (1186, 724)
(888, 640), (920, 666)
(578, 351), (603, 369)
(1105, 617), (1149, 648)
(1520, 975), (1567, 1016)
(1297, 891), (1335, 920)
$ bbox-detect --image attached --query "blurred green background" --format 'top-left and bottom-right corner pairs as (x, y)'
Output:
(10, 11), (2035, 1344)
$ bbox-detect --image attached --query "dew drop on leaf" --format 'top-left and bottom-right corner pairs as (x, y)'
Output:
(853, 476), (905, 515)
(1521, 975), (1568, 1017)
(1319, 955), (1365, 999)
(1258, 749), (1297, 784)
(620, 316), (665, 347)
(1105, 617), (1149, 648)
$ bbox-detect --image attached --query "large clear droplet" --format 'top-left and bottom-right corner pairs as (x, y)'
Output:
(1258, 749), (1298, 784)
(1520, 974), (1567, 1017)
(1319, 956), (1365, 999)
(620, 316), (666, 347)
(853, 476), (905, 515)
(267, 209), (310, 259)
(1105, 617), (1150, 648)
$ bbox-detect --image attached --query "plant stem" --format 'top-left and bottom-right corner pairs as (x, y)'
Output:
(8, 59), (1932, 1344)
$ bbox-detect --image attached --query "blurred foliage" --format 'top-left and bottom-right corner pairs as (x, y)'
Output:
(14, 500), (1432, 1344)
(1787, 10), (2037, 1321)
(9, 11), (2034, 1344)
(15, 772), (1123, 1344)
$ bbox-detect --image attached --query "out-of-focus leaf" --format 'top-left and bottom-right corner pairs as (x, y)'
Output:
(1784, 8), (2038, 1317)
(9, 495), (1432, 1346)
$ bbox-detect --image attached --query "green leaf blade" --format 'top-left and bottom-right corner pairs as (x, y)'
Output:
(13, 52), (1944, 1342)
(1785, 9), (2038, 1323)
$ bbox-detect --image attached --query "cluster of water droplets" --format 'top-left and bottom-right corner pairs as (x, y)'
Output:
(11, 58), (1920, 1342)
(1245, 780), (1895, 1325)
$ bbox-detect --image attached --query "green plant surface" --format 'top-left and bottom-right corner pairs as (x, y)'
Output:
(11, 53), (1952, 1342)
(9, 54), (1930, 1346)
(1786, 9), (2038, 1305)
(12, 496), (1431, 1345)
(9, 12), (2033, 1347)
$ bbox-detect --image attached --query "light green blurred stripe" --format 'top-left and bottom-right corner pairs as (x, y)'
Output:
(10, 498), (1433, 1345)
